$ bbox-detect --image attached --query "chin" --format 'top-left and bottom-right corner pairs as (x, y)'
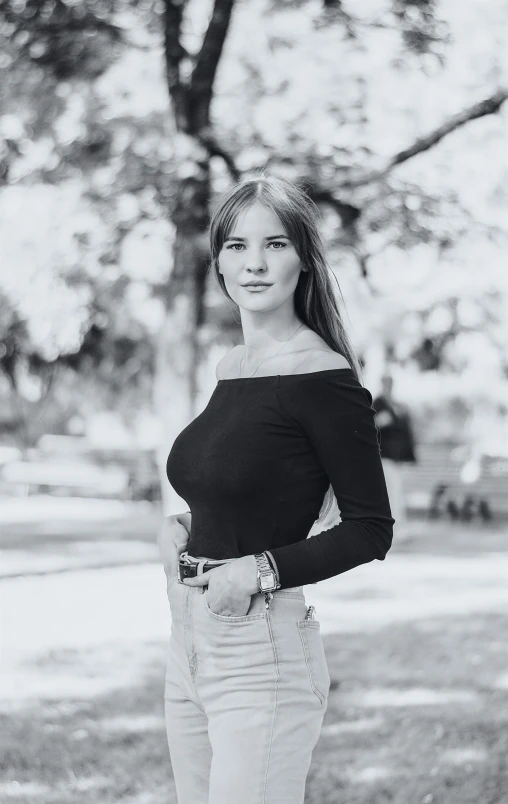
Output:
(240, 299), (277, 311)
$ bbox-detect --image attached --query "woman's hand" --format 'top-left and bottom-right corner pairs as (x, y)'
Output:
(182, 555), (259, 616)
(157, 514), (190, 585)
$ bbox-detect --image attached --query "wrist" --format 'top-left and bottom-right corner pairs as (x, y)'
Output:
(264, 550), (280, 587)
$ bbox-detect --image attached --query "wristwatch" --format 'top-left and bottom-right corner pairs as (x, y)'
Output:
(254, 552), (281, 593)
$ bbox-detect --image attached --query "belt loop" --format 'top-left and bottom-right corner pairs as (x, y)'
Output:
(196, 559), (207, 594)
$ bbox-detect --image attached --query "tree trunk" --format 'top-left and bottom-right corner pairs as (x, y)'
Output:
(155, 0), (237, 514)
(154, 152), (211, 515)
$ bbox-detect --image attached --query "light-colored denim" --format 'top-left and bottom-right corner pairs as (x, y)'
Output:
(164, 562), (331, 804)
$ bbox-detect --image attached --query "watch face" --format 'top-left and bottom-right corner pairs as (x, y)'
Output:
(260, 572), (275, 590)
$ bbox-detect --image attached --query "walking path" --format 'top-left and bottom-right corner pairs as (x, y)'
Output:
(2, 550), (507, 707)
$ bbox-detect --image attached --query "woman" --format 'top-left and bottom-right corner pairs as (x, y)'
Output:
(159, 174), (394, 804)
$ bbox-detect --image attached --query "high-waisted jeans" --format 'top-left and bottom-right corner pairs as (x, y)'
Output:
(164, 567), (331, 804)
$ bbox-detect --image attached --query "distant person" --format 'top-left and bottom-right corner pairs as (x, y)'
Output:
(373, 373), (417, 538)
(158, 174), (394, 804)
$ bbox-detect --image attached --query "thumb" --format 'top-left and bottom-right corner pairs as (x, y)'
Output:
(182, 569), (213, 586)
(176, 538), (188, 555)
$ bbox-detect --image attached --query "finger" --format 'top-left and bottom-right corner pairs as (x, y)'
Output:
(176, 541), (188, 557)
(181, 570), (213, 586)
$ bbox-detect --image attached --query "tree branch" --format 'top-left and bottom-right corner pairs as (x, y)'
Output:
(339, 88), (508, 188)
(189, 0), (235, 130)
(197, 128), (241, 180)
(163, 0), (190, 130)
(14, 17), (123, 39)
(307, 186), (361, 228)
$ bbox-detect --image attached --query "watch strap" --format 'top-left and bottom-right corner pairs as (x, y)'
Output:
(264, 550), (281, 588)
(254, 552), (280, 592)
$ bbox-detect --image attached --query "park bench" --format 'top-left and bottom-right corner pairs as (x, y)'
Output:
(0, 435), (161, 501)
(399, 444), (508, 521)
(0, 460), (129, 499)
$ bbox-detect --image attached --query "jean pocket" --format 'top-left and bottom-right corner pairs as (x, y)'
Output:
(203, 591), (266, 623)
(297, 620), (331, 705)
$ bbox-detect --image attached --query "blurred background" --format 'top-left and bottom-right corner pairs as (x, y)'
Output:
(1, 1), (508, 802)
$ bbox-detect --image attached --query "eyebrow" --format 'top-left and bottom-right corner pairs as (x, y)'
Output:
(224, 234), (290, 242)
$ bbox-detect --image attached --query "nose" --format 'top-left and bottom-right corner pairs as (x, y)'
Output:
(244, 246), (267, 272)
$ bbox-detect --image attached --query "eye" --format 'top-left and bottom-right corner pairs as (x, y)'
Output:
(224, 241), (288, 251)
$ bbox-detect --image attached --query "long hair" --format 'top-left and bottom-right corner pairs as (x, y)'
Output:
(208, 172), (362, 526)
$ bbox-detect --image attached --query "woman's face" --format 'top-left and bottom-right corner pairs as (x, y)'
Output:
(218, 201), (306, 312)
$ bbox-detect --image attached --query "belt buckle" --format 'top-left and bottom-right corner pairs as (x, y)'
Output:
(177, 554), (228, 585)
(178, 554), (196, 583)
(178, 555), (209, 593)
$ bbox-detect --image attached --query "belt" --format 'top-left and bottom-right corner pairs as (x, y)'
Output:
(177, 551), (234, 583)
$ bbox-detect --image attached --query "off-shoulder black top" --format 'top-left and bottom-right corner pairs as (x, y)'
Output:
(166, 368), (394, 590)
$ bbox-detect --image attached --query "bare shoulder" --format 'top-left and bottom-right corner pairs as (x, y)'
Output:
(301, 349), (351, 372)
(215, 345), (242, 381)
(292, 330), (351, 372)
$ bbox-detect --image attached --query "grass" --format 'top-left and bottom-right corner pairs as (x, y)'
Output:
(1, 516), (507, 804)
(312, 612), (508, 804)
(1, 657), (172, 804)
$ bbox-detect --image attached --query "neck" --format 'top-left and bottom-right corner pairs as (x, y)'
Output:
(240, 306), (302, 351)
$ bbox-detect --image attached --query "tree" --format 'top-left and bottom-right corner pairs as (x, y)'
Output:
(1, 0), (507, 509)
(157, 0), (508, 508)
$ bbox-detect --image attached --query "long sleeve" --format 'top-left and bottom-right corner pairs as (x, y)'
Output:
(269, 374), (395, 589)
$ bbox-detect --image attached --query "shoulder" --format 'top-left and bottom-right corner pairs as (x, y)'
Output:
(293, 346), (351, 374)
(278, 359), (373, 423)
(215, 345), (242, 381)
(288, 328), (351, 372)
(304, 350), (351, 372)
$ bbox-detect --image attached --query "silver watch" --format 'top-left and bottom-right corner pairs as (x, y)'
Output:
(254, 552), (281, 593)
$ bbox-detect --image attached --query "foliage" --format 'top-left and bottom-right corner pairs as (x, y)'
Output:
(0, 0), (507, 445)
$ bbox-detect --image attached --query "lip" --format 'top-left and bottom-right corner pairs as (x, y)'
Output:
(241, 282), (273, 288)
